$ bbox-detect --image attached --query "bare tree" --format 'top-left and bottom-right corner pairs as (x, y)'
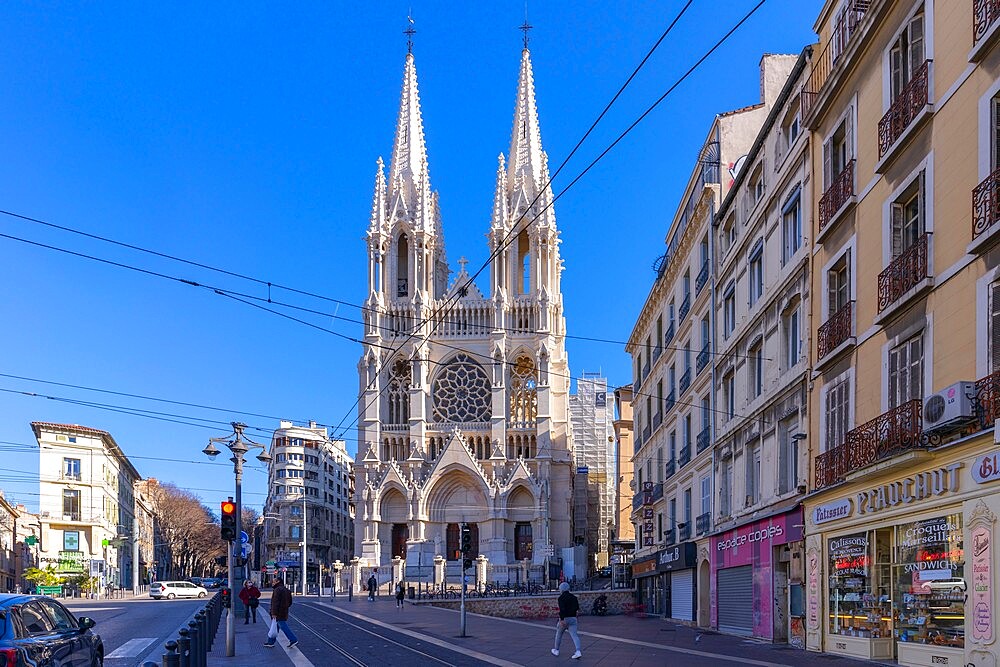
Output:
(148, 484), (225, 578)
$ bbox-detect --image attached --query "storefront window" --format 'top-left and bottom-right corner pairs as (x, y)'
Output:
(828, 530), (892, 638)
(894, 514), (964, 649)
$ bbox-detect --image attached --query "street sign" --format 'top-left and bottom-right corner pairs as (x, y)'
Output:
(240, 531), (249, 544)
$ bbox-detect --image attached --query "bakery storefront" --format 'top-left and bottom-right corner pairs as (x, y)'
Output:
(710, 507), (804, 640)
(659, 541), (697, 621)
(804, 434), (1000, 667)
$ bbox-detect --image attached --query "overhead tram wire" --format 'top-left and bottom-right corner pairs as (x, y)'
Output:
(329, 0), (768, 440)
(328, 2), (700, 438)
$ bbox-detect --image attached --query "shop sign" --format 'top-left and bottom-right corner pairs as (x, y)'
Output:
(972, 452), (1000, 484)
(657, 542), (696, 572)
(971, 523), (992, 642)
(633, 556), (657, 577)
(856, 463), (962, 515)
(712, 508), (803, 565)
(806, 549), (820, 630)
(813, 498), (852, 525)
(829, 533), (869, 576)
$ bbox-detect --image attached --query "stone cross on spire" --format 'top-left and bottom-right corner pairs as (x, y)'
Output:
(457, 256), (469, 273)
(405, 15), (416, 54)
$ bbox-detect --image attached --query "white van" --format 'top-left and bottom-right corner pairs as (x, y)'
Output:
(149, 581), (208, 599)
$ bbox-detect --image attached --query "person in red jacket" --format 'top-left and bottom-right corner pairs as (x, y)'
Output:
(238, 580), (261, 624)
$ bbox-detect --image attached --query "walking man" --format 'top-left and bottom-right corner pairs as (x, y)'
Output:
(551, 582), (582, 659)
(395, 581), (405, 609)
(367, 572), (378, 601)
(264, 578), (298, 649)
(239, 580), (261, 624)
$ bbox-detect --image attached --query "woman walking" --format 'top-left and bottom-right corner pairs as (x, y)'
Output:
(395, 581), (405, 609)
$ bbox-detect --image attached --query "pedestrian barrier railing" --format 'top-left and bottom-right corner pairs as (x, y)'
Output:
(141, 591), (222, 667)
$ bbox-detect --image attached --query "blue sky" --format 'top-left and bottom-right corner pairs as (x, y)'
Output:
(0, 2), (818, 511)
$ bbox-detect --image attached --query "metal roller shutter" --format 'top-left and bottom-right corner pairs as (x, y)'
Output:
(717, 565), (753, 635)
(670, 569), (694, 621)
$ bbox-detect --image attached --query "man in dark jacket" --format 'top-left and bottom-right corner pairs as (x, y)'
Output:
(367, 572), (378, 601)
(551, 582), (582, 659)
(264, 579), (299, 649)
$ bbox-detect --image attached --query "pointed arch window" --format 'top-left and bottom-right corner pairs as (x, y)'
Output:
(517, 230), (530, 295)
(509, 355), (538, 427)
(387, 358), (411, 426)
(397, 234), (409, 297)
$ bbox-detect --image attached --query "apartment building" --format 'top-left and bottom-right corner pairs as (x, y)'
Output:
(625, 53), (796, 623)
(611, 386), (635, 558)
(31, 422), (142, 589)
(0, 492), (16, 592)
(264, 421), (354, 591)
(709, 50), (812, 644)
(800, 2), (1000, 666)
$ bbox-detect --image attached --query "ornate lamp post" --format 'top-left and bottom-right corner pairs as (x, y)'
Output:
(204, 422), (271, 658)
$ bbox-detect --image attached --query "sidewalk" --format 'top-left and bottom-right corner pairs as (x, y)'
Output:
(206, 592), (299, 667)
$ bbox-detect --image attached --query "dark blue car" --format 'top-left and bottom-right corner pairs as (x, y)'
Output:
(0, 594), (104, 666)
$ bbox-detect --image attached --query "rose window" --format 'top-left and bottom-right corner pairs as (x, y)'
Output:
(432, 354), (492, 423)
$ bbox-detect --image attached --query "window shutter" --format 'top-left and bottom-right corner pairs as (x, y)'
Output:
(845, 107), (854, 161)
(891, 45), (903, 99)
(892, 204), (904, 258)
(918, 172), (926, 234)
(992, 284), (1000, 374)
(823, 138), (832, 188)
(778, 433), (789, 494)
(889, 346), (900, 407)
(993, 97), (1000, 172)
(909, 14), (925, 75)
(910, 337), (923, 403)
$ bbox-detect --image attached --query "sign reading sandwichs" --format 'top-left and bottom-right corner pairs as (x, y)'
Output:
(812, 463), (962, 524)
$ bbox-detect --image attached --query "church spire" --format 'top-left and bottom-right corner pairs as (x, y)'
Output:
(386, 52), (433, 233)
(507, 47), (548, 199)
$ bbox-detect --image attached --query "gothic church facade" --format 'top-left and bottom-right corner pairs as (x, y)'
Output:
(354, 45), (574, 570)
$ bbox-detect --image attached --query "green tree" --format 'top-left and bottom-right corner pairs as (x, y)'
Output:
(23, 566), (62, 587)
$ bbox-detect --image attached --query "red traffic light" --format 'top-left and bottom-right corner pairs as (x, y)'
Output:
(221, 501), (236, 515)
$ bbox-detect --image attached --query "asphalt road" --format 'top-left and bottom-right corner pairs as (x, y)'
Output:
(63, 596), (206, 667)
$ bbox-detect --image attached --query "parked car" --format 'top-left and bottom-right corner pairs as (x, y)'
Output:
(0, 593), (104, 666)
(189, 577), (203, 587)
(149, 581), (209, 600)
(597, 566), (612, 578)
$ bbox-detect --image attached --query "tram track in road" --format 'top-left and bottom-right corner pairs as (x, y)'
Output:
(296, 600), (460, 667)
(293, 613), (368, 667)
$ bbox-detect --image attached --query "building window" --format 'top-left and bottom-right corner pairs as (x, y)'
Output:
(63, 530), (80, 552)
(749, 341), (763, 399)
(777, 415), (799, 495)
(747, 445), (761, 505)
(723, 283), (736, 338)
(62, 490), (80, 522)
(723, 372), (735, 420)
(387, 358), (411, 426)
(721, 215), (737, 256)
(782, 192), (802, 264)
(992, 94), (1000, 171)
(657, 446), (664, 483)
(701, 395), (711, 432)
(828, 252), (851, 315)
(888, 334), (924, 408)
(509, 355), (538, 425)
(700, 476), (711, 518)
(748, 241), (764, 306)
(748, 162), (765, 206)
(396, 234), (409, 297)
(719, 462), (732, 517)
(990, 282), (1000, 374)
(778, 100), (801, 163)
(783, 305), (801, 370)
(823, 111), (854, 189)
(63, 458), (81, 481)
(891, 173), (925, 259)
(889, 9), (925, 103)
(683, 488), (692, 528)
(825, 373), (851, 451)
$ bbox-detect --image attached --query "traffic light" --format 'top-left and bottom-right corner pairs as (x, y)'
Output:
(221, 500), (237, 541)
(220, 587), (231, 608)
(460, 523), (472, 554)
(463, 558), (473, 571)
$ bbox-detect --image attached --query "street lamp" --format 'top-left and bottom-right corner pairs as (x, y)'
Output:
(205, 422), (271, 658)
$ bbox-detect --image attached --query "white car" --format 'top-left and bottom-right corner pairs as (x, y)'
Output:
(149, 581), (209, 600)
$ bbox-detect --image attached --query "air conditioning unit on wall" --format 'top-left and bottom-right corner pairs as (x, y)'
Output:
(923, 382), (976, 431)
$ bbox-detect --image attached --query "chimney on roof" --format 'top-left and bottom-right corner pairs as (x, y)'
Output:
(309, 420), (317, 429)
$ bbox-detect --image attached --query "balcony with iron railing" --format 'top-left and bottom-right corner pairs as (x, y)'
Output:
(679, 369), (691, 394)
(814, 399), (923, 489)
(664, 322), (676, 347)
(696, 344), (710, 375)
(801, 2), (870, 120)
(819, 160), (855, 235)
(973, 166), (1000, 245)
(696, 427), (711, 453)
(642, 424), (652, 445)
(817, 301), (855, 361)
(696, 262), (709, 295)
(678, 293), (691, 321)
(878, 60), (930, 162)
(679, 522), (692, 541)
(650, 482), (664, 503)
(652, 345), (663, 365)
(665, 390), (676, 415)
(696, 512), (711, 536)
(679, 444), (691, 467)
(878, 233), (930, 314)
(653, 411), (662, 431)
(665, 459), (676, 480)
(662, 528), (676, 546)
(973, 0), (1000, 46)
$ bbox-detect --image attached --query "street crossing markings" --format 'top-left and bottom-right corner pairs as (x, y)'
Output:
(105, 637), (156, 658)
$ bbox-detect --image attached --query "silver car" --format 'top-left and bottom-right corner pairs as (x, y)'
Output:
(149, 581), (209, 599)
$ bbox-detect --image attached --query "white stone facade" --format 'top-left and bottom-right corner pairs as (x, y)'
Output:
(355, 47), (574, 571)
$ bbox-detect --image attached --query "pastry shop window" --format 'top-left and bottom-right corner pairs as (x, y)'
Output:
(828, 529), (893, 638)
(893, 514), (964, 649)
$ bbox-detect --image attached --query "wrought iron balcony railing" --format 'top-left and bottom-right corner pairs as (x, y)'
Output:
(974, 0), (1000, 43)
(679, 369), (691, 394)
(653, 411), (662, 430)
(878, 60), (930, 159)
(696, 261), (709, 294)
(975, 370), (1000, 429)
(878, 233), (930, 313)
(814, 399), (924, 489)
(696, 427), (711, 453)
(642, 424), (651, 444)
(662, 528), (676, 546)
(679, 522), (692, 541)
(696, 344), (710, 374)
(801, 2), (870, 118)
(696, 512), (711, 536)
(817, 301), (854, 359)
(652, 345), (663, 364)
(650, 482), (664, 503)
(664, 322), (676, 347)
(679, 444), (691, 467)
(819, 160), (855, 232)
(665, 390), (676, 415)
(973, 166), (1000, 241)
(679, 293), (691, 321)
(665, 459), (676, 480)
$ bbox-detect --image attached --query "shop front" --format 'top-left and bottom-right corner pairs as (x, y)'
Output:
(710, 507), (804, 641)
(659, 541), (697, 621)
(804, 433), (1000, 667)
(632, 554), (661, 615)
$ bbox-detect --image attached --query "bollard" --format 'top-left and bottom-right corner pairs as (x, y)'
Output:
(162, 640), (180, 667)
(188, 619), (201, 667)
(197, 610), (209, 658)
(177, 628), (191, 667)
